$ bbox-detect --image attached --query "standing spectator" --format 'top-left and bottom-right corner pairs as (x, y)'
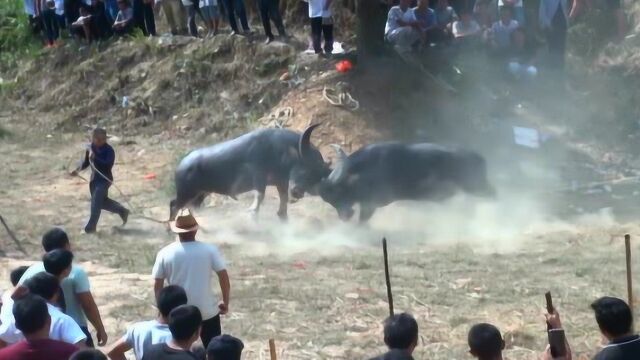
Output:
(591, 297), (640, 360)
(0, 295), (79, 360)
(258, 0), (287, 44)
(18, 228), (108, 348)
(487, 5), (518, 55)
(156, 0), (186, 35)
(182, 0), (200, 37)
(152, 209), (230, 348)
(24, 0), (43, 34)
(72, 349), (108, 360)
(107, 285), (188, 360)
(105, 0), (119, 22)
(385, 0), (422, 53)
(133, 0), (156, 35)
(112, 0), (134, 35)
(538, 0), (570, 70)
(370, 313), (419, 360)
(221, 0), (251, 35)
(308, 0), (333, 56)
(70, 128), (130, 234)
(498, 0), (523, 24)
(91, 0), (114, 38)
(42, 0), (61, 47)
(200, 0), (221, 37)
(141, 305), (202, 360)
(206, 335), (244, 360)
(468, 323), (505, 360)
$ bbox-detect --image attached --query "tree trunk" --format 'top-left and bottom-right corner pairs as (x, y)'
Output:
(357, 0), (388, 63)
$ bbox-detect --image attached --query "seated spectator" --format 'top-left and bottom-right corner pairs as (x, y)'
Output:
(0, 294), (79, 360)
(0, 266), (29, 317)
(112, 0), (134, 36)
(72, 6), (95, 42)
(507, 27), (538, 80)
(18, 228), (107, 348)
(385, 0), (422, 53)
(486, 5), (518, 56)
(473, 0), (497, 29)
(71, 349), (108, 360)
(90, 0), (114, 39)
(591, 297), (640, 360)
(467, 323), (505, 360)
(452, 11), (481, 46)
(206, 334), (244, 360)
(0, 273), (87, 348)
(141, 305), (203, 360)
(107, 285), (188, 360)
(413, 0), (437, 37)
(498, 0), (523, 25)
(370, 313), (418, 360)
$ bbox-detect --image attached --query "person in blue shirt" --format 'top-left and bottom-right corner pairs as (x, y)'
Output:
(71, 128), (129, 233)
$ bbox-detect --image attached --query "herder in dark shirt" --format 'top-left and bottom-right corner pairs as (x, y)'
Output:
(71, 128), (129, 233)
(591, 297), (640, 360)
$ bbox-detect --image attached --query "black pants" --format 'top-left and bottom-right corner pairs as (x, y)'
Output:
(221, 0), (250, 33)
(259, 0), (285, 39)
(85, 181), (127, 232)
(310, 17), (333, 54)
(133, 0), (156, 36)
(42, 9), (60, 44)
(546, 8), (567, 70)
(80, 326), (95, 347)
(200, 315), (221, 348)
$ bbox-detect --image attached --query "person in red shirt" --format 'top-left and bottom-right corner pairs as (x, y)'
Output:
(0, 294), (78, 360)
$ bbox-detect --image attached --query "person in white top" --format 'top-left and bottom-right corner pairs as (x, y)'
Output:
(385, 0), (422, 53)
(452, 11), (481, 39)
(307, 0), (334, 55)
(487, 5), (518, 54)
(498, 0), (524, 25)
(0, 273), (87, 349)
(107, 285), (188, 360)
(152, 209), (230, 348)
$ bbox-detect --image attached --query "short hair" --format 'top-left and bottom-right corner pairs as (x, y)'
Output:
(468, 323), (504, 359)
(10, 266), (30, 287)
(24, 272), (60, 301)
(207, 334), (244, 360)
(168, 305), (202, 341)
(383, 313), (419, 350)
(42, 227), (70, 252)
(92, 128), (107, 138)
(591, 297), (633, 337)
(70, 349), (108, 360)
(157, 285), (188, 318)
(499, 5), (513, 13)
(43, 249), (74, 277)
(13, 294), (50, 335)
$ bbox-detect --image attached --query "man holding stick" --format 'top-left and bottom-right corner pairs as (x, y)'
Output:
(591, 297), (640, 360)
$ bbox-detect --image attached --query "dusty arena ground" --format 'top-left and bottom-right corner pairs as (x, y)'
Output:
(0, 121), (639, 360)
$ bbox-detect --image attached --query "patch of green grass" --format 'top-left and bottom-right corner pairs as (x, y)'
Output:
(0, 0), (41, 73)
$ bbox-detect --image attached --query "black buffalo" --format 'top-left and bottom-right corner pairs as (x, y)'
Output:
(170, 125), (328, 220)
(316, 142), (495, 222)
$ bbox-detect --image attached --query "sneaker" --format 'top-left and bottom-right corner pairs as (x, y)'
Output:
(264, 37), (273, 44)
(120, 209), (130, 226)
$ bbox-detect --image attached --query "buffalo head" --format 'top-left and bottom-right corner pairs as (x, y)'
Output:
(317, 144), (356, 220)
(289, 124), (331, 200)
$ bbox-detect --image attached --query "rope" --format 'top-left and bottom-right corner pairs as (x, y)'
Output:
(0, 214), (28, 255)
(258, 107), (294, 128)
(323, 82), (360, 111)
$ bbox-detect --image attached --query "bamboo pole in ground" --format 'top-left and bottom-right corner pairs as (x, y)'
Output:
(383, 237), (394, 317)
(625, 234), (634, 330)
(269, 339), (277, 360)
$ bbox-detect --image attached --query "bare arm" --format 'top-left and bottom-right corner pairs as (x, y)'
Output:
(74, 340), (88, 349)
(77, 292), (108, 346)
(217, 270), (230, 313)
(154, 278), (164, 301)
(107, 336), (132, 360)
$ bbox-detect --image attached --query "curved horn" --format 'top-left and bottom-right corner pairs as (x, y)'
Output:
(298, 123), (322, 161)
(328, 144), (348, 183)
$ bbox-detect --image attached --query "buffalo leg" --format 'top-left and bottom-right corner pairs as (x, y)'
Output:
(359, 204), (376, 223)
(248, 176), (267, 220)
(276, 182), (288, 221)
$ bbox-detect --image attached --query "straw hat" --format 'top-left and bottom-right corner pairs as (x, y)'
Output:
(170, 209), (199, 233)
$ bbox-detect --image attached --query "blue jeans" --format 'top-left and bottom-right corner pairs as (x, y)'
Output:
(221, 0), (250, 33)
(85, 181), (127, 232)
(105, 0), (119, 22)
(42, 9), (60, 44)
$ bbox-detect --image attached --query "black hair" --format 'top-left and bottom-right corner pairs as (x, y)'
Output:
(24, 272), (60, 301)
(13, 294), (50, 335)
(168, 305), (202, 341)
(591, 297), (633, 337)
(70, 349), (108, 360)
(206, 334), (244, 360)
(10, 266), (30, 287)
(468, 323), (504, 359)
(43, 249), (74, 277)
(42, 227), (70, 252)
(93, 128), (107, 137)
(383, 313), (419, 350)
(499, 5), (513, 14)
(158, 285), (188, 318)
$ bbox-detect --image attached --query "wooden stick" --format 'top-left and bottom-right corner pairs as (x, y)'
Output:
(0, 214), (27, 255)
(269, 338), (277, 360)
(625, 234), (634, 326)
(383, 237), (394, 317)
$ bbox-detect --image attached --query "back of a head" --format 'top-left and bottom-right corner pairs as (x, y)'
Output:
(383, 313), (419, 350)
(42, 227), (70, 252)
(168, 305), (202, 342)
(206, 334), (244, 360)
(24, 272), (60, 301)
(93, 127), (107, 138)
(591, 297), (633, 337)
(468, 323), (504, 359)
(43, 249), (74, 277)
(10, 266), (30, 287)
(157, 285), (188, 318)
(13, 294), (50, 335)
(70, 349), (108, 360)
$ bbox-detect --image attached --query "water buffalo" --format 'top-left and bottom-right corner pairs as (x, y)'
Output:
(170, 125), (329, 220)
(317, 142), (495, 222)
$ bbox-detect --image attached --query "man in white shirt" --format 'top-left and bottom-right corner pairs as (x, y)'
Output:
(385, 0), (422, 53)
(0, 273), (87, 349)
(487, 5), (518, 54)
(107, 285), (187, 360)
(152, 209), (230, 348)
(307, 0), (333, 55)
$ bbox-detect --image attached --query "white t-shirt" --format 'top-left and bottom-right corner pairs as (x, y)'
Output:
(385, 6), (417, 36)
(498, 0), (523, 7)
(453, 19), (481, 38)
(152, 241), (226, 320)
(308, 0), (331, 18)
(490, 19), (519, 48)
(124, 320), (172, 360)
(200, 0), (217, 7)
(0, 298), (86, 345)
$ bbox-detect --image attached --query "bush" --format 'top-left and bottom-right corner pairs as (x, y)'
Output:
(0, 0), (40, 73)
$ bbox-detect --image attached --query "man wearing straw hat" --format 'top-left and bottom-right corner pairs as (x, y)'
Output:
(152, 209), (231, 348)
